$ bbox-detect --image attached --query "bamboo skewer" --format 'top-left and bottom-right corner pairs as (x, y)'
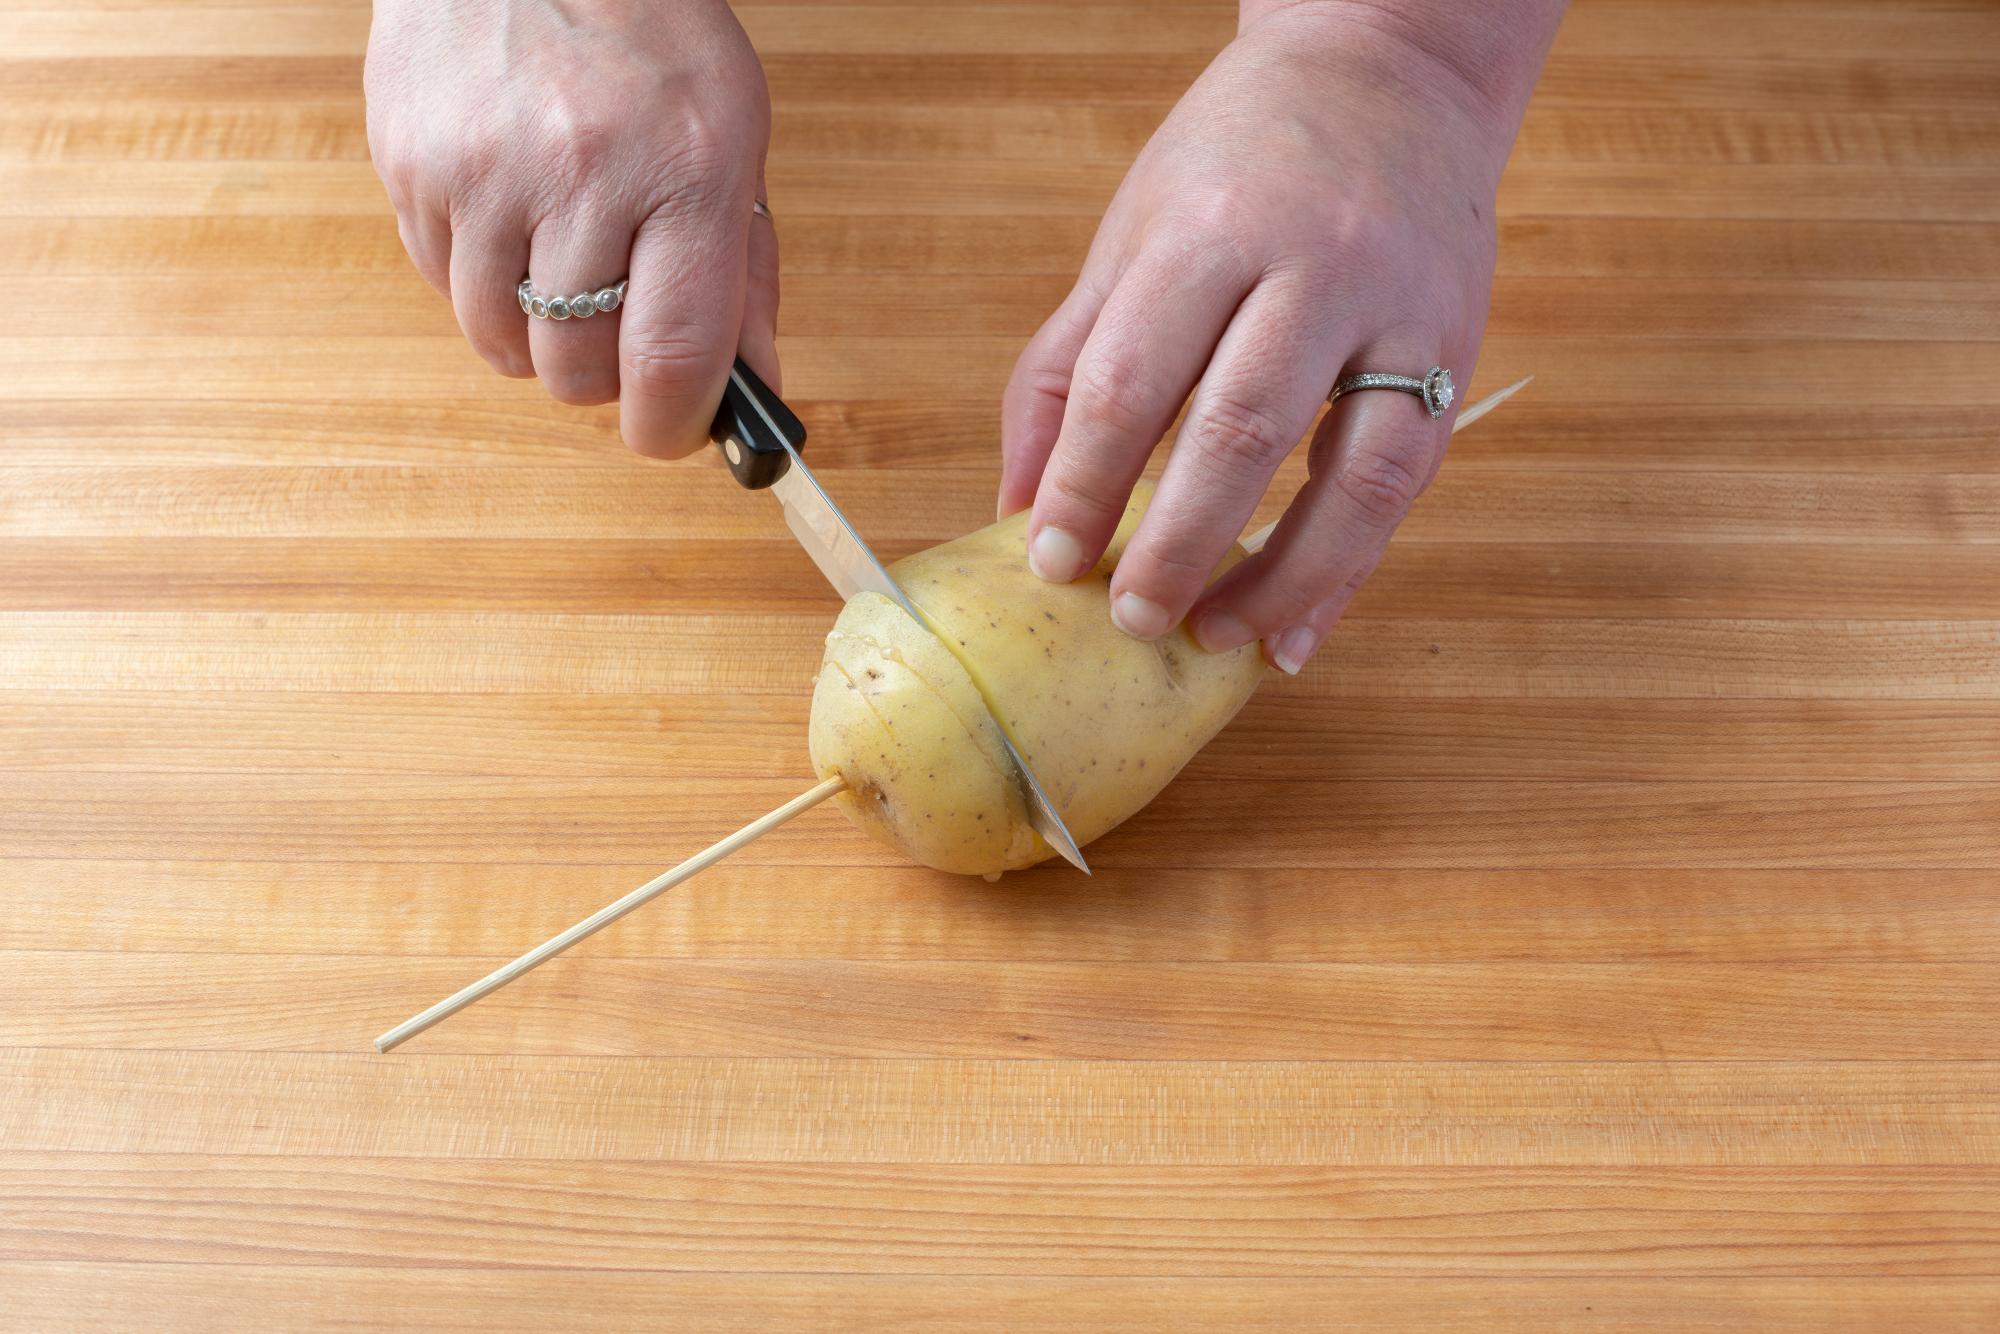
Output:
(1238, 376), (1531, 555)
(374, 774), (848, 1053)
(374, 378), (1529, 1052)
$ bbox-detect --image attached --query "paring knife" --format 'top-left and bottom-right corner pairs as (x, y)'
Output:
(708, 357), (1091, 874)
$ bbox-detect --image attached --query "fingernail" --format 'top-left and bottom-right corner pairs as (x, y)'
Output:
(1028, 526), (1086, 582)
(1267, 624), (1317, 676)
(1110, 592), (1172, 641)
(1193, 608), (1255, 654)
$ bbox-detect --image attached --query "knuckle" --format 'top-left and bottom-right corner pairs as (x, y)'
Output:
(1008, 357), (1072, 408)
(1171, 186), (1254, 257)
(621, 327), (717, 401)
(1187, 391), (1297, 482)
(1047, 463), (1134, 521)
(1309, 202), (1401, 276)
(1337, 553), (1381, 601)
(453, 130), (510, 190)
(1133, 534), (1218, 587)
(457, 311), (529, 378)
(478, 341), (534, 381)
(368, 131), (423, 201)
(544, 370), (618, 407)
(1333, 440), (1430, 526)
(1072, 356), (1170, 439)
(534, 100), (623, 195)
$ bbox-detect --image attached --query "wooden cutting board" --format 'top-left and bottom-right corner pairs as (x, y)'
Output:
(3, 0), (1998, 1327)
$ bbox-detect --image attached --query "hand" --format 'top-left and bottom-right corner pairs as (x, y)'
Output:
(365, 0), (778, 456)
(999, 1), (1555, 672)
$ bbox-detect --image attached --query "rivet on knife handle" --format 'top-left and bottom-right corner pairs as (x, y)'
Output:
(709, 356), (805, 489)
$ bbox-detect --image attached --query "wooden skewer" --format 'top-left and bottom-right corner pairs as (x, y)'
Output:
(1238, 376), (1532, 555)
(374, 774), (848, 1053)
(376, 377), (1530, 1052)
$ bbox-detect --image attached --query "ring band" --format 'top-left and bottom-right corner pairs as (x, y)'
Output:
(518, 277), (626, 321)
(1330, 366), (1457, 420)
(517, 199), (764, 319)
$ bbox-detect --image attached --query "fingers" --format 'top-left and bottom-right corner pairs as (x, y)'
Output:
(997, 282), (1106, 520)
(395, 202), (452, 299)
(1106, 276), (1349, 639)
(448, 217), (532, 379)
(1025, 244), (1254, 584)
(1265, 568), (1371, 676)
(525, 214), (631, 403)
(999, 209), (1139, 519)
(619, 189), (752, 459)
(737, 194), (782, 390)
(1190, 365), (1450, 659)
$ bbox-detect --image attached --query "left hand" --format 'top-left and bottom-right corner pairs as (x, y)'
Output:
(998, 3), (1528, 673)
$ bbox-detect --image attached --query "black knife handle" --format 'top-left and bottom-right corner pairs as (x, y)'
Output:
(709, 356), (806, 490)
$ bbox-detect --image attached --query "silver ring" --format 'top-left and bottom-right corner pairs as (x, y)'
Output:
(752, 198), (773, 223)
(1330, 366), (1456, 420)
(518, 277), (626, 321)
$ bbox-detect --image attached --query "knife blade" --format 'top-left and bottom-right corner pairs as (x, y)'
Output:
(710, 358), (1090, 873)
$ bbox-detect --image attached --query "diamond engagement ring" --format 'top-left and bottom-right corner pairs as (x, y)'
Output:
(1330, 366), (1457, 420)
(518, 278), (625, 322)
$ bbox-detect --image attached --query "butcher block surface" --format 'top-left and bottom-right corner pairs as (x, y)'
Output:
(3, 1), (1999, 1328)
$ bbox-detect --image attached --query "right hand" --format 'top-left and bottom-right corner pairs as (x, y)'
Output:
(365, 0), (779, 457)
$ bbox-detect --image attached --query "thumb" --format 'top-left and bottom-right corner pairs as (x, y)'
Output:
(739, 191), (782, 392)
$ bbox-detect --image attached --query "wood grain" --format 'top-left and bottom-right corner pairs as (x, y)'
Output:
(4, 1270), (1997, 1334)
(9, 613), (1999, 697)
(6, 539), (2000, 617)
(6, 0), (1998, 1327)
(7, 862), (1999, 964)
(11, 954), (2000, 1059)
(18, 274), (2000, 340)
(8, 1050), (1998, 1164)
(7, 694), (1999, 780)
(5, 1156), (1998, 1276)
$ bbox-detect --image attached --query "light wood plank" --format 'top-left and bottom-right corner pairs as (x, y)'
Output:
(5, 1050), (1997, 1164)
(7, 159), (1998, 220)
(19, 273), (2000, 341)
(4, 336), (1997, 405)
(9, 216), (1999, 280)
(7, 613), (1998, 698)
(4, 1268), (1997, 1334)
(2, 466), (1995, 544)
(2, 398), (1996, 473)
(6, 694), (1998, 782)
(4, 1155), (1998, 1274)
(13, 4), (2000, 64)
(19, 101), (2000, 169)
(6, 539), (1999, 618)
(9, 954), (2000, 1058)
(6, 860), (1999, 964)
(5, 52), (1993, 114)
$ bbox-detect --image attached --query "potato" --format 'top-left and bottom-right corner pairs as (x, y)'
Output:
(808, 483), (1265, 875)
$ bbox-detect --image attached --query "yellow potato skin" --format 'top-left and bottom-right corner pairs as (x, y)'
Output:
(808, 484), (1266, 875)
(807, 589), (1039, 875)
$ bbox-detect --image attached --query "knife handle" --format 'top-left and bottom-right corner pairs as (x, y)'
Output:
(709, 356), (807, 490)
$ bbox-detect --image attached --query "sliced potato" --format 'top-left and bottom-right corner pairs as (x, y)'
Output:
(809, 482), (1265, 874)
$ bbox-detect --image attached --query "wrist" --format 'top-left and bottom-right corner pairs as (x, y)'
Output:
(1238, 1), (1563, 137)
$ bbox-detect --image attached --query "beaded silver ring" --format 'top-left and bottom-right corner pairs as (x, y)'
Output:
(518, 278), (627, 322)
